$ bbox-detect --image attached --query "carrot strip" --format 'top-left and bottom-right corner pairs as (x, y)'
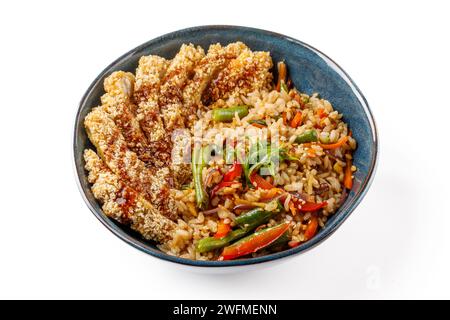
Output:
(276, 62), (287, 92)
(316, 108), (327, 119)
(288, 201), (297, 216)
(251, 122), (266, 129)
(290, 111), (303, 128)
(319, 136), (349, 150)
(344, 158), (353, 189)
(307, 148), (316, 158)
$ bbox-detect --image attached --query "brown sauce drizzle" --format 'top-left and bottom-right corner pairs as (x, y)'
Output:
(115, 186), (137, 222)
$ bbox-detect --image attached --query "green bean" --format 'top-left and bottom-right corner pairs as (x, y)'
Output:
(295, 130), (318, 144)
(268, 230), (291, 249)
(192, 145), (208, 209)
(196, 229), (248, 253)
(235, 208), (273, 231)
(212, 105), (249, 122)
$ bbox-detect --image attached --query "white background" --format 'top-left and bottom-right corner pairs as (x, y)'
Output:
(0, 0), (449, 299)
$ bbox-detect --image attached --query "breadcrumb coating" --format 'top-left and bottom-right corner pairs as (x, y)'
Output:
(134, 56), (172, 167)
(157, 44), (205, 185)
(134, 56), (169, 142)
(182, 42), (248, 127)
(84, 106), (178, 220)
(84, 149), (177, 243)
(159, 43), (205, 131)
(100, 71), (153, 163)
(203, 49), (273, 104)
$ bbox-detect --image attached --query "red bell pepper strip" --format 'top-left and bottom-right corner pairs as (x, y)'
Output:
(288, 240), (300, 248)
(304, 216), (319, 240)
(299, 201), (327, 212)
(249, 172), (274, 190)
(220, 222), (290, 260)
(223, 161), (243, 182)
(214, 221), (231, 239)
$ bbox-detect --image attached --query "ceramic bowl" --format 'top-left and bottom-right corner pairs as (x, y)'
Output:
(73, 25), (378, 267)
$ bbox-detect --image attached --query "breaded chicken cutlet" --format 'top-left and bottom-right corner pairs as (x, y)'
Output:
(84, 149), (177, 243)
(84, 42), (273, 247)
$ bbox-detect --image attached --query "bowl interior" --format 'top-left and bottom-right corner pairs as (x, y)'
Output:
(74, 26), (377, 267)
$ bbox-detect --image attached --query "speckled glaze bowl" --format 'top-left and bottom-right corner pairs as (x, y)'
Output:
(74, 25), (378, 267)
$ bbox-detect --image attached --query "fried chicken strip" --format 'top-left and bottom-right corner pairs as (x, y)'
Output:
(155, 44), (204, 186)
(159, 43), (205, 131)
(182, 42), (248, 127)
(202, 49), (273, 104)
(134, 56), (172, 167)
(84, 149), (177, 243)
(100, 71), (152, 163)
(84, 106), (178, 220)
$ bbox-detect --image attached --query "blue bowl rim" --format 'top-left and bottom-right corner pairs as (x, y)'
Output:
(73, 25), (379, 267)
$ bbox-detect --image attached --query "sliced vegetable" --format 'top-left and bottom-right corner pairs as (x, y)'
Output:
(201, 207), (220, 215)
(247, 145), (282, 179)
(203, 168), (218, 189)
(214, 221), (231, 239)
(259, 188), (283, 201)
(304, 216), (319, 240)
(250, 123), (265, 129)
(288, 201), (298, 215)
(212, 105), (249, 122)
(269, 230), (291, 249)
(276, 61), (287, 92)
(319, 136), (349, 150)
(290, 111), (303, 128)
(249, 119), (267, 128)
(293, 92), (308, 108)
(249, 119), (267, 126)
(307, 148), (316, 158)
(235, 208), (273, 231)
(220, 222), (291, 260)
(181, 183), (192, 190)
(223, 161), (242, 182)
(344, 158), (353, 189)
(282, 112), (287, 125)
(279, 149), (299, 161)
(196, 229), (248, 253)
(295, 130), (318, 144)
(280, 81), (289, 93)
(288, 240), (300, 248)
(316, 108), (327, 119)
(299, 201), (327, 212)
(192, 145), (208, 209)
(286, 78), (293, 90)
(249, 172), (274, 190)
(234, 198), (267, 208)
(233, 204), (259, 213)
